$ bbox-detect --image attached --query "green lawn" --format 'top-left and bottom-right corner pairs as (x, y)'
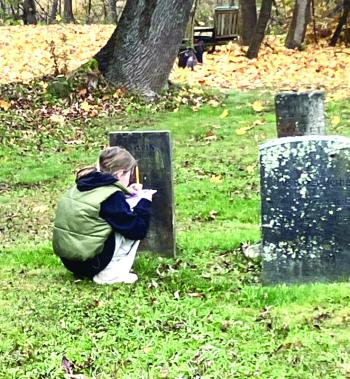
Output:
(1, 91), (350, 378)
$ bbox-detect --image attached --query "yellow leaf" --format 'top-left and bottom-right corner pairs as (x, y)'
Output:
(190, 87), (203, 95)
(219, 109), (229, 119)
(210, 175), (222, 183)
(80, 101), (91, 111)
(55, 14), (62, 22)
(0, 99), (10, 111)
(331, 116), (341, 126)
(246, 164), (255, 174)
(251, 100), (264, 112)
(235, 127), (248, 135)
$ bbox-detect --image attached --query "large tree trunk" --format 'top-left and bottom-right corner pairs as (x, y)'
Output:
(240, 0), (257, 46)
(285, 0), (311, 49)
(246, 0), (272, 59)
(95, 0), (194, 97)
(63, 0), (75, 22)
(23, 0), (37, 24)
(330, 0), (350, 46)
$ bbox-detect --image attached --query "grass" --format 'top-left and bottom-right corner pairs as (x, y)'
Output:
(1, 90), (350, 378)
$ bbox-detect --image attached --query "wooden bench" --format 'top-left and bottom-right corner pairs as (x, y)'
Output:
(182, 5), (239, 50)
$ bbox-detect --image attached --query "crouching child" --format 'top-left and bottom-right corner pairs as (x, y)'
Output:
(52, 146), (155, 284)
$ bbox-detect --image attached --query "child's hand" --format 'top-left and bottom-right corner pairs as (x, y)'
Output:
(141, 189), (157, 201)
(128, 183), (143, 195)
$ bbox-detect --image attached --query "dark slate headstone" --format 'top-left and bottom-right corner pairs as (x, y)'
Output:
(109, 131), (175, 257)
(275, 91), (326, 137)
(260, 136), (350, 284)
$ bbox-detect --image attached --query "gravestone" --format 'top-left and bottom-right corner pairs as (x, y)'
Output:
(109, 131), (175, 257)
(275, 91), (326, 137)
(260, 135), (350, 284)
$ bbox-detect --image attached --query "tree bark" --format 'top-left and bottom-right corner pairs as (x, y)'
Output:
(63, 0), (75, 22)
(86, 0), (92, 23)
(0, 0), (6, 15)
(240, 0), (257, 46)
(246, 0), (272, 59)
(330, 0), (350, 46)
(95, 0), (194, 97)
(49, 0), (58, 22)
(184, 0), (198, 47)
(285, 0), (311, 49)
(23, 0), (37, 24)
(106, 0), (117, 23)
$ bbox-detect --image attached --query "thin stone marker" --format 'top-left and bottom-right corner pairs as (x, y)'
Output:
(275, 91), (326, 137)
(110, 131), (175, 257)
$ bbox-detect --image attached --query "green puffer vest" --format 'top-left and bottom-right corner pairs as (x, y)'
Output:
(53, 183), (125, 261)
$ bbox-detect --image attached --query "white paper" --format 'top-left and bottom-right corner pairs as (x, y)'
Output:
(126, 189), (156, 209)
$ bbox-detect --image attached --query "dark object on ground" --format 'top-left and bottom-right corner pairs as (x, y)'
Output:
(178, 46), (201, 69)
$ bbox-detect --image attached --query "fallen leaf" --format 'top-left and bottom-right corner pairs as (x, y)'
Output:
(331, 115), (341, 126)
(210, 175), (222, 183)
(246, 164), (256, 174)
(174, 290), (180, 300)
(251, 100), (264, 112)
(204, 130), (217, 141)
(80, 101), (91, 111)
(0, 99), (10, 111)
(188, 292), (205, 298)
(235, 127), (249, 135)
(219, 109), (229, 119)
(78, 88), (87, 96)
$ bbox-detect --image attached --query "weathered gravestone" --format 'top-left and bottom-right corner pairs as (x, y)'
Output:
(260, 135), (350, 284)
(275, 91), (326, 137)
(110, 131), (175, 257)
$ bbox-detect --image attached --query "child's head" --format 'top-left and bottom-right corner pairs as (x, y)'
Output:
(99, 146), (137, 186)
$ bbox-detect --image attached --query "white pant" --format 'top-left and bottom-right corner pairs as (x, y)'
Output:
(93, 233), (140, 284)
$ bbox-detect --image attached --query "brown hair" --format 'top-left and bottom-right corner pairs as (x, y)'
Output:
(76, 146), (137, 180)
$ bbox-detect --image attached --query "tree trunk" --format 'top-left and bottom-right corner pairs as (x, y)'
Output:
(106, 0), (117, 23)
(23, 0), (37, 24)
(95, 0), (194, 97)
(49, 0), (58, 22)
(0, 0), (6, 15)
(184, 0), (198, 47)
(285, 0), (311, 49)
(63, 0), (75, 22)
(330, 0), (350, 46)
(240, 0), (257, 46)
(246, 0), (272, 59)
(86, 0), (92, 23)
